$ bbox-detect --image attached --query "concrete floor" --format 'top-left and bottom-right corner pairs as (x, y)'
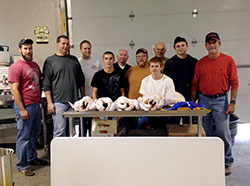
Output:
(11, 148), (50, 186)
(6, 123), (250, 186)
(225, 123), (250, 186)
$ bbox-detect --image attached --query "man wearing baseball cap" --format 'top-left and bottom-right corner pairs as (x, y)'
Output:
(125, 48), (150, 99)
(123, 48), (150, 134)
(9, 38), (47, 176)
(191, 32), (239, 176)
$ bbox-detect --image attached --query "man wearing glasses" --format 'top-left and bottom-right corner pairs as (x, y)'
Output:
(125, 48), (150, 99)
(123, 48), (150, 134)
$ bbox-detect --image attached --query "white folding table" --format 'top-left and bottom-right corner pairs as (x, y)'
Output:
(51, 137), (225, 186)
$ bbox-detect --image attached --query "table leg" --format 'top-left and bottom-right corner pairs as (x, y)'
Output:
(197, 115), (202, 137)
(69, 117), (73, 137)
(189, 116), (192, 123)
(80, 118), (84, 137)
(40, 103), (48, 151)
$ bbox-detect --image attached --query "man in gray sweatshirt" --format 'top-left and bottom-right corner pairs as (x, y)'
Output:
(43, 35), (85, 137)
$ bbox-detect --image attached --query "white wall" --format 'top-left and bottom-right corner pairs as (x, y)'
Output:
(0, 0), (249, 121)
(0, 0), (62, 68)
(70, 0), (250, 62)
(70, 0), (250, 122)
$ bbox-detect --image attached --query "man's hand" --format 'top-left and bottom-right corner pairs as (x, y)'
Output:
(20, 109), (29, 120)
(226, 103), (235, 115)
(47, 102), (55, 114)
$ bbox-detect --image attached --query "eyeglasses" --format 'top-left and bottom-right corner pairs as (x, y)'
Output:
(136, 55), (147, 58)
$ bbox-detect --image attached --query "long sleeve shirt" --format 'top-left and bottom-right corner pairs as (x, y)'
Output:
(42, 54), (85, 103)
(192, 53), (238, 95)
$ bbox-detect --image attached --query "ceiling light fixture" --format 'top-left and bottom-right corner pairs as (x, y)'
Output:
(192, 8), (198, 18)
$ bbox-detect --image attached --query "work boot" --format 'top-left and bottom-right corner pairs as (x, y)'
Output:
(29, 158), (48, 166)
(225, 165), (232, 176)
(19, 168), (35, 176)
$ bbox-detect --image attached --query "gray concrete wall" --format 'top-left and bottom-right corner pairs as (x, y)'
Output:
(0, 0), (62, 68)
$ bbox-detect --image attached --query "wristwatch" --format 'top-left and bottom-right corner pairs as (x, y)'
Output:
(230, 100), (236, 104)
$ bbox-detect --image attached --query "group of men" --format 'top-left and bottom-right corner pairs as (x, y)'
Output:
(8, 32), (238, 176)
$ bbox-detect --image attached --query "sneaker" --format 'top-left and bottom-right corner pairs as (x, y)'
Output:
(19, 168), (35, 176)
(29, 158), (48, 166)
(225, 165), (232, 176)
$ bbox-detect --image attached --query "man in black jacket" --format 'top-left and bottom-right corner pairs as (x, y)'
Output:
(163, 36), (197, 124)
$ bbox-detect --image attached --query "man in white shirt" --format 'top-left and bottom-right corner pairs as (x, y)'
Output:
(140, 57), (175, 97)
(138, 57), (175, 132)
(78, 40), (102, 97)
(78, 40), (102, 136)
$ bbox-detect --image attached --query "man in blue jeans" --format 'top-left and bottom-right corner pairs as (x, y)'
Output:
(191, 32), (239, 176)
(43, 35), (85, 137)
(9, 38), (47, 176)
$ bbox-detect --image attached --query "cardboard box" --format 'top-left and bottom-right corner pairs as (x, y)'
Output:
(91, 119), (117, 137)
(167, 124), (206, 137)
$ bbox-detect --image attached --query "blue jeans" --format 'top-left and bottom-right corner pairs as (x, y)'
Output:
(53, 102), (71, 137)
(138, 117), (149, 129)
(199, 93), (233, 166)
(14, 102), (41, 171)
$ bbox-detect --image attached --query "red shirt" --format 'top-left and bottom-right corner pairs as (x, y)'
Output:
(192, 53), (238, 95)
(8, 59), (41, 105)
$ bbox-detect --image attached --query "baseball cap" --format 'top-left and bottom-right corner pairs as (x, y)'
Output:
(205, 32), (220, 42)
(136, 48), (148, 55)
(18, 38), (33, 48)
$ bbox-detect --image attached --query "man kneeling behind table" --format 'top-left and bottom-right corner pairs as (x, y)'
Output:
(137, 57), (175, 132)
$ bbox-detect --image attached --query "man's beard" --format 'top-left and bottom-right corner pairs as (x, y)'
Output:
(21, 53), (33, 61)
(208, 48), (217, 55)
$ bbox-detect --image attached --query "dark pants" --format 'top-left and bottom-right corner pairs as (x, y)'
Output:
(80, 117), (92, 136)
